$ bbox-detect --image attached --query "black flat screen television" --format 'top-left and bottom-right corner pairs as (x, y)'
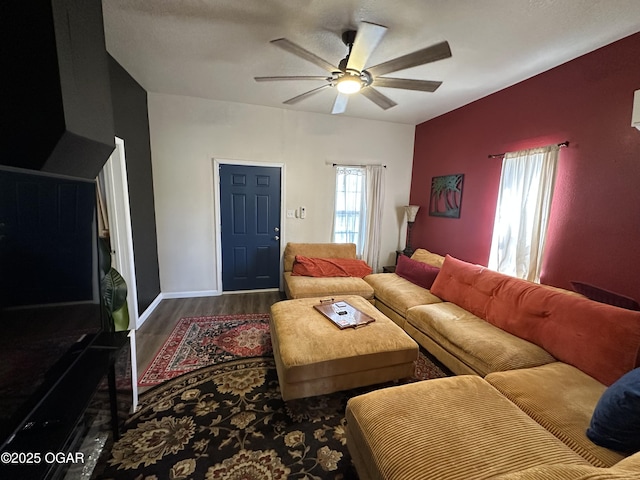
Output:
(0, 166), (104, 450)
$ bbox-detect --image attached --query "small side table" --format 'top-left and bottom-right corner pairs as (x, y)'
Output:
(382, 265), (396, 273)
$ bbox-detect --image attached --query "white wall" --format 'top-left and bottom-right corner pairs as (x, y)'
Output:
(148, 93), (415, 296)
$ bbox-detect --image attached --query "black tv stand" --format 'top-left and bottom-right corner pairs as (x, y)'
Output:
(21, 418), (64, 432)
(0, 331), (129, 480)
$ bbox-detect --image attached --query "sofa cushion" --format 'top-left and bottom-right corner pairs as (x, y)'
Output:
(283, 243), (356, 272)
(291, 255), (372, 278)
(406, 303), (555, 376)
(395, 254), (440, 289)
(490, 463), (639, 480)
(490, 452), (640, 479)
(587, 367), (640, 454)
(364, 273), (442, 317)
(283, 272), (374, 300)
(615, 450), (640, 469)
(430, 255), (640, 386)
(410, 248), (445, 267)
(346, 376), (590, 480)
(486, 363), (625, 467)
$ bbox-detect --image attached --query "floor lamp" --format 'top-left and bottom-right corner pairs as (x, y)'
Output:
(403, 205), (420, 256)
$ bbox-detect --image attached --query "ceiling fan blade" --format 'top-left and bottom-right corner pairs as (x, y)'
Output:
(372, 77), (442, 92)
(255, 76), (329, 82)
(331, 93), (349, 114)
(366, 41), (452, 77)
(283, 84), (332, 105)
(346, 21), (387, 72)
(361, 87), (397, 110)
(271, 38), (338, 73)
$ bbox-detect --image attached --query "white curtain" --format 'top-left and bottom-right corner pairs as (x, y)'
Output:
(363, 165), (386, 272)
(488, 145), (559, 282)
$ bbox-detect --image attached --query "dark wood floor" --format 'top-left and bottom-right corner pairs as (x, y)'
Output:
(135, 291), (284, 389)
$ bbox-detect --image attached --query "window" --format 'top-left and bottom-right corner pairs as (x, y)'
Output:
(488, 145), (559, 282)
(332, 167), (366, 256)
(331, 165), (386, 270)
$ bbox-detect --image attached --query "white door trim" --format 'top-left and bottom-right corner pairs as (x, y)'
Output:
(102, 137), (140, 328)
(212, 159), (286, 293)
(101, 137), (140, 409)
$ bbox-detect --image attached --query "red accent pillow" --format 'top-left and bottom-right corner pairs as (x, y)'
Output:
(395, 255), (440, 289)
(291, 256), (372, 278)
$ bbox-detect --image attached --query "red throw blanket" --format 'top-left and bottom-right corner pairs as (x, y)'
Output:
(291, 255), (372, 278)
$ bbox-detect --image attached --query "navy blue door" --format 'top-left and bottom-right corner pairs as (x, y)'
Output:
(220, 164), (281, 291)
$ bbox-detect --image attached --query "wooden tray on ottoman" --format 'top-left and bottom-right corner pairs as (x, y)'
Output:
(313, 299), (376, 329)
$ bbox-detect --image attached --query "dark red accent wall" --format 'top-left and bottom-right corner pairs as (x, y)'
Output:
(411, 32), (640, 301)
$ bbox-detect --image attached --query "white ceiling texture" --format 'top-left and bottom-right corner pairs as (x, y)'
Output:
(102, 0), (640, 125)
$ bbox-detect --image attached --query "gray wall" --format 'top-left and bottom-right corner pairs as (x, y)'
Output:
(108, 56), (161, 313)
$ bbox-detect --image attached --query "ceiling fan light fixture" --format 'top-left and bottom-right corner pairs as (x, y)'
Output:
(260, 23), (451, 112)
(336, 71), (362, 94)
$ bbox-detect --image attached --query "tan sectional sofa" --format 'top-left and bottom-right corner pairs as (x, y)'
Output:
(282, 242), (374, 301)
(364, 248), (444, 327)
(346, 253), (640, 479)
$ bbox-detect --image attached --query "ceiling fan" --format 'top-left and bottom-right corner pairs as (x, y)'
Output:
(255, 22), (452, 114)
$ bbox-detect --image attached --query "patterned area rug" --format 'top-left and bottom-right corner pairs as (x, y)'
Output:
(139, 314), (272, 386)
(97, 355), (448, 479)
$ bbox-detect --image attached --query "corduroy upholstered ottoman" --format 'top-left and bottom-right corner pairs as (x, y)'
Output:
(269, 295), (418, 401)
(345, 375), (591, 480)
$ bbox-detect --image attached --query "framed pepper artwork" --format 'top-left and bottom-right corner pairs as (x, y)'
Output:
(429, 174), (464, 218)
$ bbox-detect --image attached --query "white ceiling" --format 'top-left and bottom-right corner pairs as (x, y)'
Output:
(102, 0), (640, 126)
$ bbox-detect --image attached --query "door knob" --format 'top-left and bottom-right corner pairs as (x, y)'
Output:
(274, 227), (280, 232)
(274, 235), (280, 241)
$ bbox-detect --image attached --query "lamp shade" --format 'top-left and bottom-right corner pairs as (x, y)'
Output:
(404, 205), (420, 222)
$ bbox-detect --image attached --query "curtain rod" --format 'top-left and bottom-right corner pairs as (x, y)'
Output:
(488, 141), (569, 159)
(332, 163), (387, 168)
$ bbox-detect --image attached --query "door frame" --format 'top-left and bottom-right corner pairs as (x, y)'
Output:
(102, 137), (139, 327)
(213, 159), (285, 293)
(101, 136), (140, 409)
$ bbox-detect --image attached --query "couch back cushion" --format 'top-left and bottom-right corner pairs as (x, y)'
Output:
(283, 243), (356, 272)
(410, 248), (446, 267)
(430, 255), (640, 386)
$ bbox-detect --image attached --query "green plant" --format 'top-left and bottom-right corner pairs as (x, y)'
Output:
(99, 238), (129, 331)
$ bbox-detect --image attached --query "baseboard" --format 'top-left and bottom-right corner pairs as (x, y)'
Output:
(136, 293), (163, 329)
(222, 288), (280, 295)
(161, 290), (222, 299)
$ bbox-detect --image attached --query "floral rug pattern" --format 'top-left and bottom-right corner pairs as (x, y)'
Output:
(139, 314), (272, 386)
(100, 357), (362, 479)
(100, 353), (449, 480)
